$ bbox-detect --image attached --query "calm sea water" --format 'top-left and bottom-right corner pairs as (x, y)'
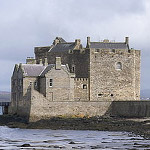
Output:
(0, 126), (150, 149)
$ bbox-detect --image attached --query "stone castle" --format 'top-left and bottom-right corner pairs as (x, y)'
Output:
(9, 37), (141, 121)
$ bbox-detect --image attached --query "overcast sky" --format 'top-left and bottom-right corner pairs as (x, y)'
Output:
(0, 0), (150, 91)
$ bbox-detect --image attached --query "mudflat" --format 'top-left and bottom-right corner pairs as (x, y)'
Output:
(0, 115), (150, 139)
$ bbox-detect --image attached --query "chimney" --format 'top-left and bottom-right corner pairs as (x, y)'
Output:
(44, 58), (48, 66)
(55, 57), (61, 70)
(53, 37), (60, 45)
(26, 57), (36, 64)
(75, 39), (81, 45)
(86, 37), (90, 48)
(125, 37), (129, 45)
(39, 59), (43, 65)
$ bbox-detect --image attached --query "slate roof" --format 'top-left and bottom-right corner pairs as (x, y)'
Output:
(90, 42), (128, 49)
(40, 64), (55, 77)
(49, 42), (75, 52)
(22, 64), (46, 77)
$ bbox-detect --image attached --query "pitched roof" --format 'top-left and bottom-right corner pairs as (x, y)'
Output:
(40, 64), (70, 77)
(22, 64), (46, 77)
(40, 64), (55, 77)
(56, 37), (66, 43)
(90, 42), (128, 49)
(49, 42), (76, 52)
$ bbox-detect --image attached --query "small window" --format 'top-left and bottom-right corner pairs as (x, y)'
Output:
(49, 79), (53, 87)
(115, 62), (122, 70)
(34, 82), (37, 87)
(68, 49), (73, 54)
(98, 94), (103, 97)
(83, 84), (87, 89)
(29, 82), (32, 86)
(110, 94), (113, 97)
(72, 66), (75, 73)
(95, 49), (99, 52)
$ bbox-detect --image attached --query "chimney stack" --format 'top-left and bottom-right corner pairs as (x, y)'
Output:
(44, 58), (48, 66)
(75, 39), (81, 45)
(39, 59), (43, 65)
(55, 57), (61, 70)
(53, 37), (60, 45)
(26, 57), (36, 64)
(125, 37), (129, 45)
(86, 37), (90, 48)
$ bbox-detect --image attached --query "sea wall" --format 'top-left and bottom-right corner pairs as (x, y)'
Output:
(111, 101), (150, 118)
(10, 87), (150, 121)
(29, 89), (112, 121)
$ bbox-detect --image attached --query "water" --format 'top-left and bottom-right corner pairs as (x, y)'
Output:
(0, 106), (2, 115)
(0, 126), (150, 149)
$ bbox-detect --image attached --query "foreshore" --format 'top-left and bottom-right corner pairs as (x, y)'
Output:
(0, 115), (150, 139)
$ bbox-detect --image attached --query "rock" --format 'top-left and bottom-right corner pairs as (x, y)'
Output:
(69, 141), (76, 144)
(20, 144), (31, 147)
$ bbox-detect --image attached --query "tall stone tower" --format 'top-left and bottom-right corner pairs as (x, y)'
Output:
(88, 37), (140, 101)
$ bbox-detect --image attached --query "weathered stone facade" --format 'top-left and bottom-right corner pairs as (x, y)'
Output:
(9, 37), (141, 121)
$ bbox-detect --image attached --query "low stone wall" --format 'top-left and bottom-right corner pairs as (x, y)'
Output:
(29, 97), (150, 121)
(10, 88), (150, 121)
(29, 101), (112, 121)
(111, 101), (150, 118)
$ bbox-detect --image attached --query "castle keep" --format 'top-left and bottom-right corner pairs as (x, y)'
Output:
(9, 37), (141, 121)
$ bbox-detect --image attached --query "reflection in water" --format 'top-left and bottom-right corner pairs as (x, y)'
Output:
(0, 126), (150, 149)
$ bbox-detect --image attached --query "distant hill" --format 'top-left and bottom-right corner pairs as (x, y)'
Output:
(0, 91), (11, 102)
(141, 89), (150, 99)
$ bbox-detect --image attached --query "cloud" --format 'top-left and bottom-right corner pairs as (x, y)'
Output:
(0, 0), (149, 91)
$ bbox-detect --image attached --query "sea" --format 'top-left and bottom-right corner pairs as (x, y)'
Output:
(0, 126), (150, 149)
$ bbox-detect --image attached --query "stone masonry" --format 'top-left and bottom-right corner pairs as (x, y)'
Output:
(9, 37), (141, 121)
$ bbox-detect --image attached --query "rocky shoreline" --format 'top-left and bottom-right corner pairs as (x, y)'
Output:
(1, 115), (150, 139)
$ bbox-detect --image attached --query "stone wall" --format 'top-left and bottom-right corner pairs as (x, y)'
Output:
(111, 101), (150, 118)
(34, 46), (50, 64)
(134, 50), (141, 100)
(27, 89), (150, 121)
(89, 48), (140, 101)
(46, 50), (89, 78)
(74, 78), (89, 101)
(44, 67), (74, 101)
(29, 88), (112, 121)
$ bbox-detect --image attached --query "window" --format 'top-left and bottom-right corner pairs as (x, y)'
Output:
(95, 49), (99, 52)
(72, 65), (75, 73)
(98, 94), (103, 97)
(115, 62), (122, 70)
(83, 84), (87, 89)
(34, 82), (37, 87)
(72, 66), (75, 73)
(68, 49), (73, 54)
(49, 79), (53, 87)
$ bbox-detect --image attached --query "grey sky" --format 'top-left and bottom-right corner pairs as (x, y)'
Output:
(0, 0), (149, 91)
